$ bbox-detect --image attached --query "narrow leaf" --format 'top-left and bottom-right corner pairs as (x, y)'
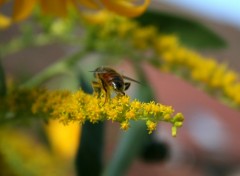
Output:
(136, 10), (226, 49)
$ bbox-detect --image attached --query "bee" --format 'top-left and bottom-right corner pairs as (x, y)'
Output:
(91, 66), (140, 102)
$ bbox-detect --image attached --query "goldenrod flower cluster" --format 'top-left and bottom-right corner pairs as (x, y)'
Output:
(95, 18), (240, 108)
(154, 35), (240, 107)
(0, 89), (184, 136)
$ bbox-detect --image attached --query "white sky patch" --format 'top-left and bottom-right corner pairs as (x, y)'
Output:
(159, 0), (240, 28)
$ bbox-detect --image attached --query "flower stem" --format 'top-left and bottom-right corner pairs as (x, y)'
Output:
(1, 34), (53, 57)
(0, 56), (6, 97)
(21, 49), (89, 88)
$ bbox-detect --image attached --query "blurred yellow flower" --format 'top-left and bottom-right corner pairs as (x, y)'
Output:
(0, 13), (11, 28)
(132, 26), (157, 49)
(100, 0), (150, 18)
(0, 0), (150, 28)
(0, 128), (65, 175)
(45, 120), (81, 159)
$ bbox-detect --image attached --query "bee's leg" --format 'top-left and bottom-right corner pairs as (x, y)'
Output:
(124, 82), (131, 91)
(116, 91), (125, 97)
(92, 81), (102, 97)
(101, 82), (110, 103)
(116, 88), (126, 98)
(115, 82), (130, 98)
(104, 89), (111, 104)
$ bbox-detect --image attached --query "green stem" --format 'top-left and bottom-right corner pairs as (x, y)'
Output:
(21, 49), (89, 88)
(0, 56), (6, 97)
(1, 34), (53, 57)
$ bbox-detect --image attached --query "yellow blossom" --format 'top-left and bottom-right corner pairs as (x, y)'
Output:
(222, 71), (237, 88)
(126, 110), (136, 120)
(146, 120), (157, 134)
(120, 121), (130, 131)
(45, 120), (81, 159)
(0, 128), (65, 175)
(174, 113), (184, 122)
(154, 35), (179, 52)
(209, 64), (227, 88)
(161, 51), (175, 64)
(101, 0), (150, 18)
(0, 88), (184, 136)
(163, 114), (171, 121)
(132, 26), (158, 49)
(0, 0), (151, 28)
(117, 19), (138, 37)
(0, 13), (10, 28)
(96, 17), (240, 108)
(130, 100), (142, 109)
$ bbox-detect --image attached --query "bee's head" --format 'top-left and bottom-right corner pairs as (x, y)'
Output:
(112, 81), (125, 94)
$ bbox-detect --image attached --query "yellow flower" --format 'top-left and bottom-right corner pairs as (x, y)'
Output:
(45, 120), (81, 159)
(126, 110), (136, 120)
(132, 26), (158, 49)
(209, 64), (227, 88)
(146, 120), (157, 134)
(117, 19), (138, 37)
(171, 113), (184, 137)
(0, 0), (150, 28)
(100, 0), (150, 18)
(0, 128), (65, 175)
(154, 35), (179, 53)
(1, 88), (184, 137)
(120, 120), (130, 131)
(222, 71), (237, 88)
(0, 13), (11, 28)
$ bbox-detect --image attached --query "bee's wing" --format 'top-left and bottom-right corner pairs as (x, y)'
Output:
(89, 70), (107, 74)
(122, 75), (141, 84)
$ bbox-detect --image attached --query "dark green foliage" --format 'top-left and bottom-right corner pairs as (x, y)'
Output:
(75, 122), (105, 176)
(136, 10), (226, 49)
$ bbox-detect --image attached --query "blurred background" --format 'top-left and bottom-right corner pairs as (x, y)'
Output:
(1, 0), (240, 176)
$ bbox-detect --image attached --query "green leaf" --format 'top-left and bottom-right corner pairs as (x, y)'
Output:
(75, 122), (105, 176)
(102, 121), (148, 176)
(136, 10), (226, 49)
